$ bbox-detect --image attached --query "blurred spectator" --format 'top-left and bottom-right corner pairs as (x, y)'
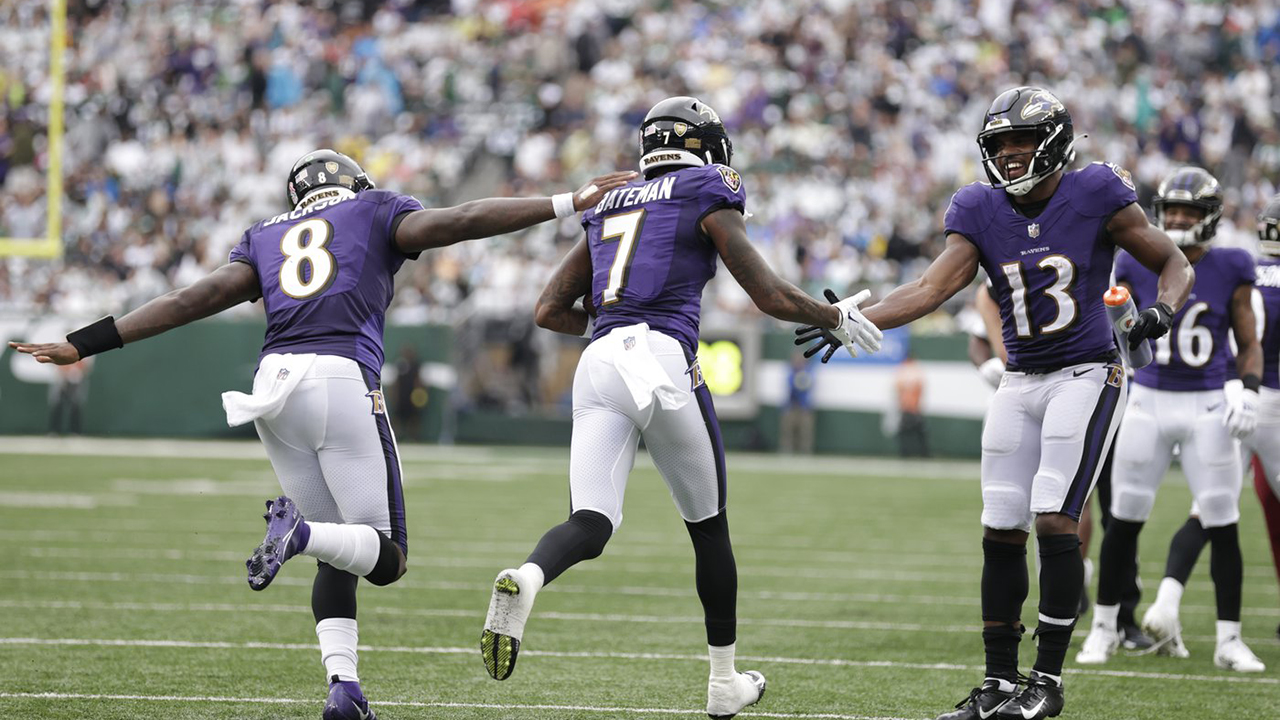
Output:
(391, 344), (425, 441)
(779, 351), (815, 454)
(894, 354), (928, 458)
(47, 358), (92, 436)
(1, 0), (1278, 410)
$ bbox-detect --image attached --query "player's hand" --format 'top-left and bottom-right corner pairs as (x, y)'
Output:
(1128, 302), (1173, 351)
(978, 357), (1005, 389)
(573, 171), (639, 211)
(794, 289), (883, 363)
(1224, 387), (1259, 438)
(7, 340), (82, 365)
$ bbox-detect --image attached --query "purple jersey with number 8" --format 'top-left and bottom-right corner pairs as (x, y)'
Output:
(581, 164), (746, 352)
(229, 189), (424, 378)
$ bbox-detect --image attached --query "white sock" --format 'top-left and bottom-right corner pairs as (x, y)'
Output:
(1092, 603), (1119, 631)
(316, 617), (359, 682)
(518, 562), (546, 601)
(302, 523), (382, 577)
(1216, 619), (1242, 645)
(986, 677), (1017, 694)
(1082, 557), (1094, 588)
(1155, 577), (1185, 610)
(709, 643), (736, 680)
(1034, 671), (1062, 687)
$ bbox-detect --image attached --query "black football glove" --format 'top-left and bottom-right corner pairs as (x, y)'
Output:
(794, 288), (843, 364)
(1128, 302), (1173, 351)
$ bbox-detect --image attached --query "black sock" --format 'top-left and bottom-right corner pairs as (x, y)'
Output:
(686, 511), (737, 646)
(526, 509), (613, 585)
(312, 561), (358, 622)
(981, 538), (1028, 681)
(1097, 518), (1142, 607)
(1206, 523), (1243, 622)
(1034, 533), (1082, 678)
(1164, 517), (1209, 585)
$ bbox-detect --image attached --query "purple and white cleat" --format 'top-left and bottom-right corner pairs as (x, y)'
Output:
(245, 495), (308, 591)
(323, 676), (377, 720)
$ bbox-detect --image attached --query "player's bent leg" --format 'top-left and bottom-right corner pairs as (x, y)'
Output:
(482, 509), (613, 680)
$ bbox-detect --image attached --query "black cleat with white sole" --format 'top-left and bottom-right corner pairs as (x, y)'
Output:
(935, 679), (1016, 720)
(994, 672), (1062, 720)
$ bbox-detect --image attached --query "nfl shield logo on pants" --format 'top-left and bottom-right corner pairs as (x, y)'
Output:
(1027, 223), (1040, 238)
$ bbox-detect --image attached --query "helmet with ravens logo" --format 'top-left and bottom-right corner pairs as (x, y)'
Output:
(1258, 193), (1280, 257)
(977, 86), (1075, 196)
(639, 96), (733, 178)
(286, 149), (376, 210)
(1153, 166), (1224, 247)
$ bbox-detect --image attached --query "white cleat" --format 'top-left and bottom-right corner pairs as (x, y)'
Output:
(481, 568), (537, 680)
(1075, 622), (1121, 664)
(1141, 604), (1190, 658)
(706, 670), (766, 719)
(1214, 636), (1266, 673)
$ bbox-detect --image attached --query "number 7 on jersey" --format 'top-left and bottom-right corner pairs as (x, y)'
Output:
(600, 209), (646, 305)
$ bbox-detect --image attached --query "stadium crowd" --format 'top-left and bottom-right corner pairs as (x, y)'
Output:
(2, 0), (1279, 332)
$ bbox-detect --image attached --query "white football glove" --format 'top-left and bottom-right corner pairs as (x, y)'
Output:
(978, 357), (1005, 389)
(1224, 386), (1259, 439)
(830, 289), (883, 358)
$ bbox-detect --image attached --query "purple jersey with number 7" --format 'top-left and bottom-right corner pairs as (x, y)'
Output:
(581, 163), (747, 352)
(229, 189), (424, 378)
(944, 162), (1138, 368)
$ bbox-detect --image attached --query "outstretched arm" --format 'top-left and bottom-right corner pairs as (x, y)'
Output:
(861, 233), (981, 330)
(535, 238), (594, 336)
(1107, 203), (1193, 312)
(8, 261), (260, 365)
(702, 208), (840, 328)
(394, 171), (637, 254)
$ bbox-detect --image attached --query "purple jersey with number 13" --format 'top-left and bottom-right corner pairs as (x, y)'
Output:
(229, 189), (424, 379)
(944, 162), (1138, 368)
(581, 164), (747, 352)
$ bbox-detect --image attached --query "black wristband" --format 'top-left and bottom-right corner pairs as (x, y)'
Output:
(1242, 374), (1262, 393)
(66, 316), (124, 359)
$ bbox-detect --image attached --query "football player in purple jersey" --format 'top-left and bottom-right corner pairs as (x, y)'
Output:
(9, 149), (636, 720)
(1078, 167), (1266, 673)
(478, 96), (880, 719)
(798, 87), (1193, 720)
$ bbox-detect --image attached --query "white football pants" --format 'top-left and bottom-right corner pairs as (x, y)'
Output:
(253, 355), (407, 550)
(981, 360), (1127, 531)
(1111, 384), (1242, 528)
(569, 327), (725, 530)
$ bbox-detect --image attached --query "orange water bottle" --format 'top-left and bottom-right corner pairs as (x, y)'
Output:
(1104, 286), (1153, 368)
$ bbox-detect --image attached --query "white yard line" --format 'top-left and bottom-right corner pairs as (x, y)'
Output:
(0, 638), (1275, 686)
(0, 599), (1272, 645)
(4, 569), (1275, 618)
(0, 692), (912, 720)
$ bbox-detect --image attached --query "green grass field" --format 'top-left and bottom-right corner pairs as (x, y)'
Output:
(0, 438), (1276, 719)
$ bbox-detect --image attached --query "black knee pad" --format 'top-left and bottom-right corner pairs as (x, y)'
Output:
(568, 509), (613, 560)
(364, 531), (407, 587)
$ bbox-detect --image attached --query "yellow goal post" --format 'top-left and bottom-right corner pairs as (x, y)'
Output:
(0, 0), (66, 259)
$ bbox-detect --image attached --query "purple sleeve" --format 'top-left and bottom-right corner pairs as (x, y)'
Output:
(1113, 250), (1136, 286)
(943, 183), (986, 240)
(1236, 248), (1257, 286)
(695, 165), (747, 218)
(383, 192), (425, 260)
(228, 229), (254, 269)
(1079, 162), (1139, 218)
